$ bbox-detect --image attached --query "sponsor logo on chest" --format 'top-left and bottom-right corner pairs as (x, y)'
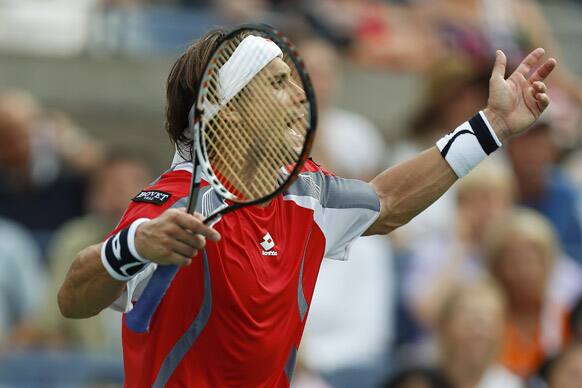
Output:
(260, 232), (278, 256)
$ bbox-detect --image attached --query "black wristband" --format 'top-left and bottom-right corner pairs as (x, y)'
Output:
(101, 218), (150, 281)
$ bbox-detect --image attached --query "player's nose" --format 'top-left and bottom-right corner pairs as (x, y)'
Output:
(287, 79), (306, 107)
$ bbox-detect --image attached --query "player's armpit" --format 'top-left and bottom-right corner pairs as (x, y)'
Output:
(58, 243), (126, 319)
(365, 147), (456, 236)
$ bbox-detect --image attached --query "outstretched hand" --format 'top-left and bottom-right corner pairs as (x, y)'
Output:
(484, 48), (557, 141)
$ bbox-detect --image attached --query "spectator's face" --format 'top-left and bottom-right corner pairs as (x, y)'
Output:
(90, 160), (150, 220)
(441, 289), (504, 368)
(507, 125), (555, 201)
(494, 235), (549, 309)
(549, 347), (582, 388)
(0, 111), (31, 169)
(458, 186), (512, 241)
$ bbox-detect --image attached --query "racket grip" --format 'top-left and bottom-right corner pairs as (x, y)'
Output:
(203, 212), (222, 226)
(187, 156), (203, 214)
(187, 188), (199, 214)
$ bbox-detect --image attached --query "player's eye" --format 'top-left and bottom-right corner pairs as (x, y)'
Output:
(271, 76), (286, 89)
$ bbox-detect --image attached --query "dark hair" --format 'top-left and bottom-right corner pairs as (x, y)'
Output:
(165, 28), (228, 160)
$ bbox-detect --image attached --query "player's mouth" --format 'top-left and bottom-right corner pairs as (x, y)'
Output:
(285, 113), (306, 129)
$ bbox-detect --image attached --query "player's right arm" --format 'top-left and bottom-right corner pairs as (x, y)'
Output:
(58, 208), (221, 319)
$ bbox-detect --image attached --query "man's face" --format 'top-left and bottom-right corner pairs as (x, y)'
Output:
(212, 57), (308, 198)
(240, 57), (307, 134)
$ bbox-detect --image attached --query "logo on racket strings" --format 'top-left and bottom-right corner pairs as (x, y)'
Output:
(260, 233), (278, 256)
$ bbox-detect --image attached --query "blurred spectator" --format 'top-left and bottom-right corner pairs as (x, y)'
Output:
(299, 38), (394, 388)
(389, 59), (491, 250)
(301, 39), (386, 180)
(569, 298), (582, 343)
(403, 159), (515, 329)
(298, 0), (433, 71)
(46, 110), (105, 176)
(27, 152), (151, 353)
(544, 343), (582, 388)
(300, 236), (394, 388)
(0, 91), (88, 256)
(414, 0), (582, 105)
(485, 208), (575, 378)
(382, 367), (453, 388)
(291, 359), (332, 388)
(215, 0), (270, 23)
(0, 217), (45, 349)
(434, 280), (522, 388)
(507, 120), (582, 264)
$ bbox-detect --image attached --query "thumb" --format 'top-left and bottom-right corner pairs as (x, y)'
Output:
(491, 50), (507, 82)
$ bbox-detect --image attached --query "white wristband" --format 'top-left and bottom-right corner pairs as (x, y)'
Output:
(101, 218), (151, 281)
(436, 111), (502, 177)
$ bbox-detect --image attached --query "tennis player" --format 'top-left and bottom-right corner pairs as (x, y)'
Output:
(58, 28), (556, 387)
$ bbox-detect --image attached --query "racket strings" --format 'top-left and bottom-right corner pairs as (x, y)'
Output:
(206, 105), (272, 198)
(201, 34), (308, 201)
(205, 67), (280, 198)
(213, 45), (300, 168)
(231, 54), (306, 176)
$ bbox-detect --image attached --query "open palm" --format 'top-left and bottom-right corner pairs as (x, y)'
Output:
(486, 48), (557, 141)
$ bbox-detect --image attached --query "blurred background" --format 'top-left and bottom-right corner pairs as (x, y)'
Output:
(0, 0), (581, 387)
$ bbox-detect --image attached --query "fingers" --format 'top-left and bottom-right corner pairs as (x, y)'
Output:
(536, 92), (550, 111)
(173, 227), (207, 251)
(166, 251), (193, 266)
(170, 238), (200, 259)
(513, 47), (545, 78)
(490, 50), (507, 81)
(529, 58), (557, 83)
(533, 81), (547, 94)
(170, 208), (221, 241)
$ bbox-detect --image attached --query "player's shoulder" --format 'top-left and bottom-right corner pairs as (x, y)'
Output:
(300, 158), (335, 177)
(147, 168), (193, 197)
(131, 169), (192, 206)
(109, 169), (194, 237)
(285, 159), (337, 200)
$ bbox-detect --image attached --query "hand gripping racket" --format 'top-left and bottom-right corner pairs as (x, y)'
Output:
(185, 24), (317, 223)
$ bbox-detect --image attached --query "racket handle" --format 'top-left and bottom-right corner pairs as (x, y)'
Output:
(203, 212), (222, 226)
(187, 158), (203, 214)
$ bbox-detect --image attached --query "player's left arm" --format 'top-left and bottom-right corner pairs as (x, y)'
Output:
(365, 48), (557, 235)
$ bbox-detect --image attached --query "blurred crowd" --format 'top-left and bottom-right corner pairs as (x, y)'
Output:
(0, 0), (582, 387)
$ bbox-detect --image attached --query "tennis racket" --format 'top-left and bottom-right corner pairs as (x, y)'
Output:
(185, 24), (317, 223)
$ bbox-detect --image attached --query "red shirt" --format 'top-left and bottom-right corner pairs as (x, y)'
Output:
(108, 160), (380, 387)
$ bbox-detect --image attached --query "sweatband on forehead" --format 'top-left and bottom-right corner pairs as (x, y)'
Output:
(201, 35), (282, 120)
(219, 35), (283, 104)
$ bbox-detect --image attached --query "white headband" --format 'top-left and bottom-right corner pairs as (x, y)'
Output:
(203, 35), (282, 119)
